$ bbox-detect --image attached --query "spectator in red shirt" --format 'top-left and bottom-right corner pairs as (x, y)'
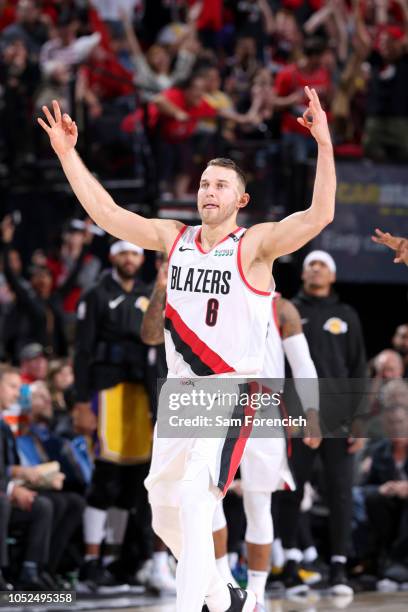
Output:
(153, 73), (254, 198)
(77, 44), (135, 120)
(274, 37), (333, 162)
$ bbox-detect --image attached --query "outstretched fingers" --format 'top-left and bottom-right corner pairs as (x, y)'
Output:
(371, 228), (383, 243)
(42, 105), (56, 127)
(305, 86), (322, 116)
(52, 99), (62, 123)
(310, 87), (322, 109)
(37, 117), (51, 134)
(371, 228), (390, 244)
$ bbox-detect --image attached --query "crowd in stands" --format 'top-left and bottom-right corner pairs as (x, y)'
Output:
(0, 0), (408, 600)
(1, 0), (408, 200)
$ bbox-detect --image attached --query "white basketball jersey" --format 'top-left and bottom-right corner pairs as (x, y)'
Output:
(261, 294), (285, 379)
(164, 225), (274, 377)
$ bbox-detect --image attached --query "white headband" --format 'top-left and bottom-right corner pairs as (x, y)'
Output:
(303, 250), (336, 273)
(110, 241), (144, 256)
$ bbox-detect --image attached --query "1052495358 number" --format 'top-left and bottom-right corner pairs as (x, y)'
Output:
(0, 591), (75, 605)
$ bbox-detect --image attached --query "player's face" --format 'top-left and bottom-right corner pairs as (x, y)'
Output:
(113, 251), (144, 279)
(302, 260), (334, 291)
(197, 166), (246, 226)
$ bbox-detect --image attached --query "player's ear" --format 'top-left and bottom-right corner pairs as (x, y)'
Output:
(237, 193), (250, 210)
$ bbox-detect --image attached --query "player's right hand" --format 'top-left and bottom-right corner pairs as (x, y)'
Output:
(37, 99), (78, 158)
(73, 402), (97, 435)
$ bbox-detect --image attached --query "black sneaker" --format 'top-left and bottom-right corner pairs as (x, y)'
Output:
(225, 584), (256, 611)
(329, 562), (353, 596)
(281, 560), (309, 595)
(203, 585), (256, 612)
(79, 559), (120, 590)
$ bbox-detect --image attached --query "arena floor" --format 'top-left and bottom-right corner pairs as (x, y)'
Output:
(112, 592), (408, 611)
(1, 591), (408, 611)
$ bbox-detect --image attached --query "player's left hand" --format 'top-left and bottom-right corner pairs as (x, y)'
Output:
(297, 86), (332, 147)
(372, 229), (408, 265)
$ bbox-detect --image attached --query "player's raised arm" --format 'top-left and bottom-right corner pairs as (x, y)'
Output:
(248, 87), (336, 262)
(38, 100), (182, 252)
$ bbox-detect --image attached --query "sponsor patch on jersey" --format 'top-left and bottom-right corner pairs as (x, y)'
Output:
(214, 248), (234, 257)
(323, 317), (348, 335)
(135, 296), (149, 312)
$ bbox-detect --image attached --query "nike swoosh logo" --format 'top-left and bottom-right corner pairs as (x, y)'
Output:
(108, 295), (126, 309)
(179, 246), (194, 252)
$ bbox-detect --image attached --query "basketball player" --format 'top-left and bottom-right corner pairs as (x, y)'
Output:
(212, 294), (320, 610)
(38, 86), (335, 612)
(372, 229), (408, 266)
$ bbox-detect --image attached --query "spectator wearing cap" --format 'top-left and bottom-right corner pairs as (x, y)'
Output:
(19, 344), (48, 384)
(276, 250), (367, 596)
(1, 215), (92, 361)
(73, 240), (154, 589)
(47, 219), (101, 339)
